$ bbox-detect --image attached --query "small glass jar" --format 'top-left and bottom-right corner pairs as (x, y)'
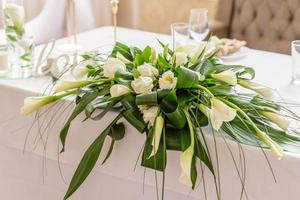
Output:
(2, 0), (36, 78)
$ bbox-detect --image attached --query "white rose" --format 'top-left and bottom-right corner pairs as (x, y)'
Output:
(175, 52), (188, 66)
(110, 84), (131, 97)
(131, 77), (153, 94)
(142, 106), (159, 125)
(137, 63), (159, 80)
(138, 105), (149, 112)
(159, 70), (177, 89)
(4, 3), (25, 32)
(102, 58), (126, 78)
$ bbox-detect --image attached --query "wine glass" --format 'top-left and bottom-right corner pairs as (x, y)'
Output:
(171, 22), (189, 50)
(189, 8), (209, 42)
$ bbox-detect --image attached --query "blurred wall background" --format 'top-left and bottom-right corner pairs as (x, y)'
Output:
(6, 0), (218, 35)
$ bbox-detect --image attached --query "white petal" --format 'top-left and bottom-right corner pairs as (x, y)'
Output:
(21, 96), (54, 116)
(261, 111), (290, 131)
(53, 80), (93, 93)
(110, 84), (131, 97)
(179, 146), (194, 187)
(149, 115), (164, 158)
(211, 70), (237, 85)
(211, 98), (236, 122)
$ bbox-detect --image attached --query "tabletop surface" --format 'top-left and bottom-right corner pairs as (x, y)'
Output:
(0, 26), (299, 102)
(1, 26), (300, 200)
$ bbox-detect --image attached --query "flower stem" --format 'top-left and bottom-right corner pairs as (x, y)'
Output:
(221, 98), (283, 159)
(196, 84), (214, 97)
(57, 89), (79, 99)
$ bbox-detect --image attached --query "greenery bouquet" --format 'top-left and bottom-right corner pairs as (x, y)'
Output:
(21, 41), (300, 199)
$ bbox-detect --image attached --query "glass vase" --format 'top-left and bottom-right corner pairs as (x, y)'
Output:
(2, 0), (34, 78)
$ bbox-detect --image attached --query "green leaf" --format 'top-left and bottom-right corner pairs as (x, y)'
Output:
(157, 55), (172, 71)
(136, 92), (158, 105)
(122, 109), (146, 133)
(86, 101), (116, 121)
(120, 94), (137, 110)
(115, 71), (134, 80)
(142, 46), (152, 63)
(157, 39), (174, 56)
(63, 113), (123, 200)
(165, 127), (182, 150)
(180, 127), (197, 188)
(159, 90), (177, 113)
(108, 122), (125, 141)
(208, 85), (233, 96)
(141, 128), (167, 171)
(176, 66), (204, 88)
(111, 42), (133, 61)
(102, 139), (115, 165)
(60, 92), (98, 153)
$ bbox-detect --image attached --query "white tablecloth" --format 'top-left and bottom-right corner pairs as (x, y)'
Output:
(0, 26), (300, 200)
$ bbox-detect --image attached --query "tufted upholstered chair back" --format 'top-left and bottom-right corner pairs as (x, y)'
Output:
(215, 0), (300, 54)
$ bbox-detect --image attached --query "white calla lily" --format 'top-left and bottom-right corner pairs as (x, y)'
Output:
(261, 111), (290, 131)
(149, 114), (164, 158)
(198, 98), (237, 130)
(131, 76), (153, 94)
(72, 66), (89, 80)
(179, 109), (195, 187)
(21, 91), (75, 116)
(4, 3), (25, 32)
(53, 80), (97, 94)
(174, 52), (188, 66)
(102, 57), (126, 78)
(179, 145), (194, 187)
(21, 96), (57, 116)
(137, 63), (159, 80)
(239, 80), (274, 99)
(110, 84), (131, 97)
(211, 70), (237, 85)
(159, 70), (177, 89)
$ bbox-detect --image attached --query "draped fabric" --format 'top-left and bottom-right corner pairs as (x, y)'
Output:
(0, 0), (112, 44)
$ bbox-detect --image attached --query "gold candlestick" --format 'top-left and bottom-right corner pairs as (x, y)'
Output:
(110, 0), (119, 43)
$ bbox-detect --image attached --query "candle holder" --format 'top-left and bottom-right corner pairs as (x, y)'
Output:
(110, 0), (119, 44)
(57, 0), (82, 58)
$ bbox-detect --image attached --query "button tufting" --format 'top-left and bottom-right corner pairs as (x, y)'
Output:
(241, 29), (246, 36)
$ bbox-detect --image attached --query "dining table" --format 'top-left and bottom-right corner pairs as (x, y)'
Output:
(0, 26), (299, 200)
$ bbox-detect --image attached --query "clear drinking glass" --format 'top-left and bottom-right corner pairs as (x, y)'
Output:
(2, 0), (35, 78)
(291, 40), (300, 85)
(189, 8), (209, 42)
(171, 22), (189, 50)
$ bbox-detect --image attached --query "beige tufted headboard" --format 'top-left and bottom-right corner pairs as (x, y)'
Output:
(216, 0), (300, 54)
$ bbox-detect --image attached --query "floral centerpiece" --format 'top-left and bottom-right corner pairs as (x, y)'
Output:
(21, 41), (300, 199)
